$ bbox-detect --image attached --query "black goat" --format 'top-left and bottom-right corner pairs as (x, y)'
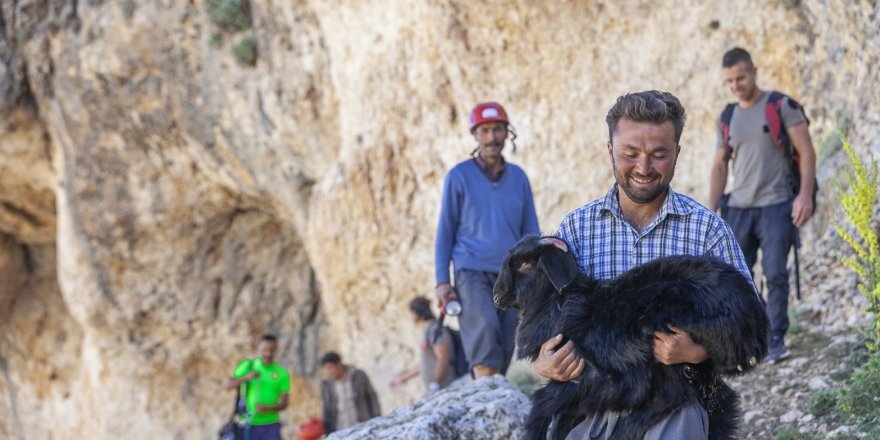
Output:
(493, 236), (769, 440)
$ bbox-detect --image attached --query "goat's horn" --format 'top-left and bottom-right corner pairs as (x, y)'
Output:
(539, 237), (568, 252)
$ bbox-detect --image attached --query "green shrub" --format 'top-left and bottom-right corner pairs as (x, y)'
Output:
(210, 32), (224, 48)
(774, 426), (820, 440)
(121, 0), (136, 19)
(833, 133), (880, 348)
(837, 351), (880, 425)
(818, 116), (852, 164)
(231, 36), (258, 66)
(807, 387), (838, 417)
(508, 371), (542, 397)
(206, 0), (252, 32)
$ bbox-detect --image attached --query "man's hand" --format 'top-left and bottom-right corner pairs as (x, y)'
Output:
(246, 371), (259, 381)
(389, 374), (404, 388)
(791, 191), (814, 228)
(653, 325), (708, 365)
(532, 334), (585, 381)
(435, 283), (454, 307)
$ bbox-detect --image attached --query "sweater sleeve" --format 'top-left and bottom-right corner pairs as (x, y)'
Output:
(434, 170), (461, 284)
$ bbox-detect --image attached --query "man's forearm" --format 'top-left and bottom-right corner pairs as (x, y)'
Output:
(797, 147), (816, 199)
(225, 376), (249, 390)
(256, 395), (289, 412)
(432, 361), (450, 384)
(257, 401), (288, 412)
(708, 161), (728, 212)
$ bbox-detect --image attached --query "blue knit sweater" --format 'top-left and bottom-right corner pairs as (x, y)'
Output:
(435, 158), (540, 284)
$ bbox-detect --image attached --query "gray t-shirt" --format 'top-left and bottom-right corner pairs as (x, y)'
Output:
(715, 91), (806, 208)
(420, 320), (457, 392)
(334, 367), (357, 430)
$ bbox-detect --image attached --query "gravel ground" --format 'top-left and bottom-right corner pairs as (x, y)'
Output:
(730, 227), (877, 439)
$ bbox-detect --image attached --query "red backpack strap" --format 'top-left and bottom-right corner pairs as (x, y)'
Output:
(764, 90), (787, 152)
(718, 103), (736, 161)
(765, 90), (810, 164)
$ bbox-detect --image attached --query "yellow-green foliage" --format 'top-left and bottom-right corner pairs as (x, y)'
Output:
(834, 132), (880, 347)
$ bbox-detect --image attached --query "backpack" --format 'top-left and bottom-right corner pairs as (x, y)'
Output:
(431, 319), (469, 378)
(718, 90), (818, 202)
(219, 359), (253, 440)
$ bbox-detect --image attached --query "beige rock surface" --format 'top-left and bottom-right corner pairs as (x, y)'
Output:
(0, 0), (877, 438)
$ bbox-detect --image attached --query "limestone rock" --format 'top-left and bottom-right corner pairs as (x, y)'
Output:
(327, 375), (530, 440)
(780, 409), (803, 424)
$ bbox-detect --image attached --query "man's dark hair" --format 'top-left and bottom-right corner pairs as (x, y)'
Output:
(409, 296), (435, 321)
(722, 47), (754, 69)
(259, 333), (278, 343)
(605, 90), (688, 144)
(320, 351), (342, 365)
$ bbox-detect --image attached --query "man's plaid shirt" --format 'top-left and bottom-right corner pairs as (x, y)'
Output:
(557, 185), (754, 286)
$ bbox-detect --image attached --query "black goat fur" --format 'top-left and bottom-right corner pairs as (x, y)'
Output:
(493, 236), (769, 440)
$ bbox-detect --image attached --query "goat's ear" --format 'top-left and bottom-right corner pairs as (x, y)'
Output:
(538, 248), (578, 294)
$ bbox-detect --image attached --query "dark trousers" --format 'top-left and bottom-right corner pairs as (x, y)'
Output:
(247, 423), (282, 440)
(455, 269), (518, 373)
(723, 201), (793, 345)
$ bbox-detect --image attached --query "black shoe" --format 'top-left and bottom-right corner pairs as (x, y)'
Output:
(766, 345), (791, 364)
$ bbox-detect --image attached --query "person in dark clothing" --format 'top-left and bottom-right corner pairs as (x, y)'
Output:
(390, 297), (457, 394)
(708, 47), (817, 363)
(319, 352), (381, 434)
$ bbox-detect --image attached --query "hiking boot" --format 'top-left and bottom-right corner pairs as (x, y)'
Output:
(765, 344), (791, 364)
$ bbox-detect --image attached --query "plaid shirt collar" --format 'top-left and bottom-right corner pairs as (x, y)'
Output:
(597, 184), (694, 234)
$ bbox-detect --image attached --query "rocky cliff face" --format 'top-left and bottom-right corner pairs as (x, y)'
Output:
(0, 0), (877, 438)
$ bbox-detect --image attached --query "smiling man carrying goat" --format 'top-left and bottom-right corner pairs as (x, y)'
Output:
(514, 90), (769, 439)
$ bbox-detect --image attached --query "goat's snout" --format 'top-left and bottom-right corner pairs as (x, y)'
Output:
(493, 254), (520, 310)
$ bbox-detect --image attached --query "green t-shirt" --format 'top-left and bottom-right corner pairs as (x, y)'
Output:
(232, 358), (291, 426)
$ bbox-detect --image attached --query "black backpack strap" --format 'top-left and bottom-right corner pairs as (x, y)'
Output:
(231, 359), (254, 418)
(432, 315), (446, 343)
(719, 103), (736, 161)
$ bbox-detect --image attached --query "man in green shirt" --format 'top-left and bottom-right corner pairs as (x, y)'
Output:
(226, 334), (291, 440)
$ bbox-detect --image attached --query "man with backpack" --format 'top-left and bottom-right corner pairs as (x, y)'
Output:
(708, 47), (817, 364)
(390, 296), (466, 394)
(434, 102), (541, 379)
(225, 334), (291, 440)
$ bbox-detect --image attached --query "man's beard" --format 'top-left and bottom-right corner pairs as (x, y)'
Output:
(613, 160), (671, 204)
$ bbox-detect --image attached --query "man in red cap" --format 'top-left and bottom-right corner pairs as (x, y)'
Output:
(434, 102), (540, 379)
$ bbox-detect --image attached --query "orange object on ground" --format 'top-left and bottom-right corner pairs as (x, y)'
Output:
(296, 417), (325, 440)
